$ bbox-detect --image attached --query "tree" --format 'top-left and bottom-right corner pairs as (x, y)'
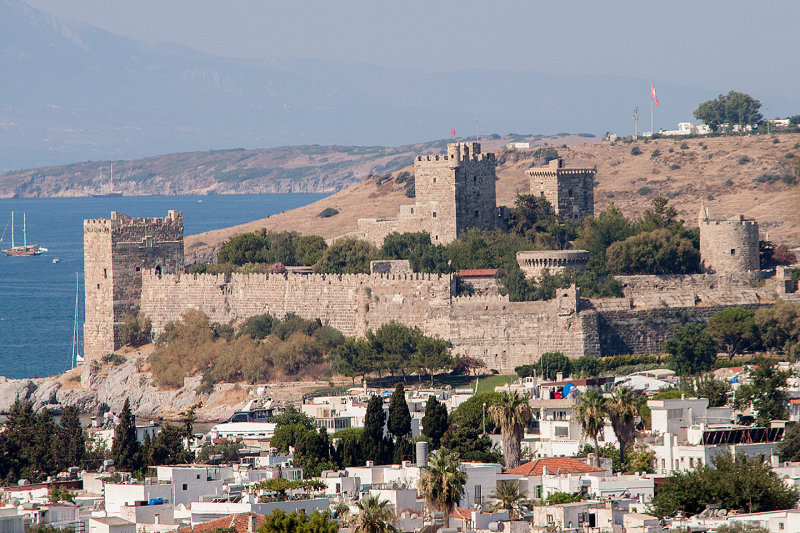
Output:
(414, 336), (454, 382)
(271, 424), (314, 454)
(294, 428), (335, 477)
(505, 195), (557, 237)
(362, 395), (392, 465)
(387, 383), (411, 439)
(694, 91), (762, 131)
(56, 406), (85, 470)
(649, 454), (796, 517)
(313, 237), (379, 274)
(441, 426), (501, 463)
(574, 204), (636, 273)
(452, 355), (486, 376)
(534, 352), (571, 381)
(487, 480), (531, 518)
(149, 424), (194, 466)
(112, 398), (141, 472)
(693, 375), (731, 408)
(333, 428), (364, 468)
(777, 422), (800, 462)
(260, 509), (337, 533)
(353, 495), (398, 533)
(368, 322), (419, 379)
(624, 442), (655, 474)
(450, 392), (501, 435)
(664, 322), (717, 376)
(195, 439), (243, 463)
(575, 389), (606, 464)
(754, 301), (800, 357)
(605, 228), (700, 275)
(332, 337), (372, 384)
(418, 448), (467, 528)
(707, 307), (758, 359)
(271, 405), (315, 429)
(421, 395), (449, 449)
(118, 313), (152, 347)
(605, 387), (638, 468)
(734, 357), (790, 426)
(488, 391), (532, 470)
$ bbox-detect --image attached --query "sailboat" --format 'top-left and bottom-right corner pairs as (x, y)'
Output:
(90, 164), (123, 197)
(72, 273), (84, 369)
(1, 212), (46, 256)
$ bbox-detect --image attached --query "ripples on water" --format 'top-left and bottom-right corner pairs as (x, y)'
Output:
(0, 193), (327, 379)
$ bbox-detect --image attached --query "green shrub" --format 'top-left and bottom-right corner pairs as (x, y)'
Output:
(117, 313), (152, 347)
(630, 146), (642, 156)
(637, 186), (653, 196)
(680, 142), (689, 150)
(650, 149), (661, 158)
(317, 207), (339, 218)
(724, 178), (734, 186)
(738, 155), (752, 165)
(670, 163), (681, 170)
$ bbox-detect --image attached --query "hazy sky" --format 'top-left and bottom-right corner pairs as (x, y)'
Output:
(25, 0), (800, 97)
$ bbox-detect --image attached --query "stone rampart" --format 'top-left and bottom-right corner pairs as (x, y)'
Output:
(517, 249), (589, 280)
(614, 273), (759, 297)
(140, 271), (454, 339)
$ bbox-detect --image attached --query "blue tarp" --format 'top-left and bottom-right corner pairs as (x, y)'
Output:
(562, 382), (576, 398)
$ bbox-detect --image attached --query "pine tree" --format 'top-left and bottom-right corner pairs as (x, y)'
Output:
(112, 398), (141, 472)
(56, 406), (85, 470)
(421, 395), (448, 449)
(362, 395), (393, 464)
(387, 383), (411, 438)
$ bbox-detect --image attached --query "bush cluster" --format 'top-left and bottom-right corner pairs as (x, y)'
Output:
(148, 310), (345, 389)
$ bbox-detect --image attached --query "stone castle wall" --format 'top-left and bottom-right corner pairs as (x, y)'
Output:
(699, 211), (759, 274)
(84, 211), (183, 360)
(140, 271), (454, 340)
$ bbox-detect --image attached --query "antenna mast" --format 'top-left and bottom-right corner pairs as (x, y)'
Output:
(633, 107), (639, 139)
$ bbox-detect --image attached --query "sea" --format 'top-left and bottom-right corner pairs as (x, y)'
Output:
(0, 193), (327, 380)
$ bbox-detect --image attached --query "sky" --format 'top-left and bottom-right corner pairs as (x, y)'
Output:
(24, 0), (800, 98)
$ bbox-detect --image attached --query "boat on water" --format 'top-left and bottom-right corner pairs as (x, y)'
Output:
(90, 164), (123, 198)
(207, 397), (276, 439)
(1, 212), (46, 256)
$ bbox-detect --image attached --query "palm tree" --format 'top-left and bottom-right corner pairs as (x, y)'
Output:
(487, 480), (532, 519)
(488, 391), (532, 470)
(606, 386), (638, 468)
(575, 388), (606, 465)
(353, 494), (398, 533)
(418, 448), (467, 528)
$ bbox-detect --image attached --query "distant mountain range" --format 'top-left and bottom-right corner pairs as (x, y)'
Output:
(1, 0), (799, 173)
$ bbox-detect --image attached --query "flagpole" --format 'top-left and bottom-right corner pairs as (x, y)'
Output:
(650, 98), (654, 136)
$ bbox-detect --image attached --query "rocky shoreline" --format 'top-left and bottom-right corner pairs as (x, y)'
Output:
(0, 352), (336, 423)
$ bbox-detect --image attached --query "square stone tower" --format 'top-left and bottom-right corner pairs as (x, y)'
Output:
(410, 142), (498, 243)
(527, 158), (595, 219)
(83, 210), (184, 360)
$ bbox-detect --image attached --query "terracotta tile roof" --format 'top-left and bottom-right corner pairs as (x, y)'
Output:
(191, 513), (265, 533)
(454, 269), (497, 277)
(790, 399), (800, 405)
(506, 457), (605, 476)
(451, 507), (473, 520)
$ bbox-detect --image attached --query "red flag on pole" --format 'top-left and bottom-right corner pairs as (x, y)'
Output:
(451, 129), (456, 137)
(651, 82), (659, 106)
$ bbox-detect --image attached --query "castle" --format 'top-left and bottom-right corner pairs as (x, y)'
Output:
(82, 145), (781, 370)
(357, 142), (500, 245)
(527, 158), (595, 219)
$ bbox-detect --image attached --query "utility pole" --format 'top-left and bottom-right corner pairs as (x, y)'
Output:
(766, 108), (770, 135)
(633, 107), (639, 139)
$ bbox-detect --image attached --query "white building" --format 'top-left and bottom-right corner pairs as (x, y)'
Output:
(89, 517), (136, 533)
(103, 481), (172, 515)
(0, 508), (24, 533)
(155, 466), (226, 507)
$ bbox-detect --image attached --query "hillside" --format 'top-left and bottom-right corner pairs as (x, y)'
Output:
(0, 134), (593, 198)
(185, 133), (800, 262)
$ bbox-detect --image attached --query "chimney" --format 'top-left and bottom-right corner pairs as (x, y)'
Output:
(248, 514), (258, 533)
(771, 455), (780, 468)
(416, 441), (429, 467)
(556, 372), (563, 382)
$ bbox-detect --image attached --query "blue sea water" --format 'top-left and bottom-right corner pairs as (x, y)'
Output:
(0, 193), (327, 379)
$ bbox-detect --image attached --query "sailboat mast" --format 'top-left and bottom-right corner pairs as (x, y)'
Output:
(11, 211), (14, 248)
(110, 163), (113, 193)
(73, 272), (79, 369)
(23, 213), (27, 248)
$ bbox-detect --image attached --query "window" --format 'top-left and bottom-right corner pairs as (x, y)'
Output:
(689, 458), (694, 468)
(196, 474), (200, 479)
(474, 485), (481, 503)
(433, 177), (437, 183)
(555, 426), (569, 437)
(568, 189), (573, 197)
(474, 210), (479, 217)
(135, 267), (140, 272)
(103, 269), (107, 279)
(731, 249), (736, 255)
(779, 522), (785, 530)
(473, 176), (477, 183)
(182, 484), (187, 491)
(432, 212), (437, 218)
(546, 514), (554, 524)
(97, 284), (100, 289)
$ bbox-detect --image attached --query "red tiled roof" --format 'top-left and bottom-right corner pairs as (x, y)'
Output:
(454, 269), (497, 277)
(192, 513), (265, 533)
(506, 457), (605, 476)
(790, 399), (800, 405)
(451, 507), (473, 520)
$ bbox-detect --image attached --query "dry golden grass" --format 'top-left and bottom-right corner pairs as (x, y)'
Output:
(185, 133), (800, 262)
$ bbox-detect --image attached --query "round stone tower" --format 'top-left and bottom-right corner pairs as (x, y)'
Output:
(698, 205), (759, 274)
